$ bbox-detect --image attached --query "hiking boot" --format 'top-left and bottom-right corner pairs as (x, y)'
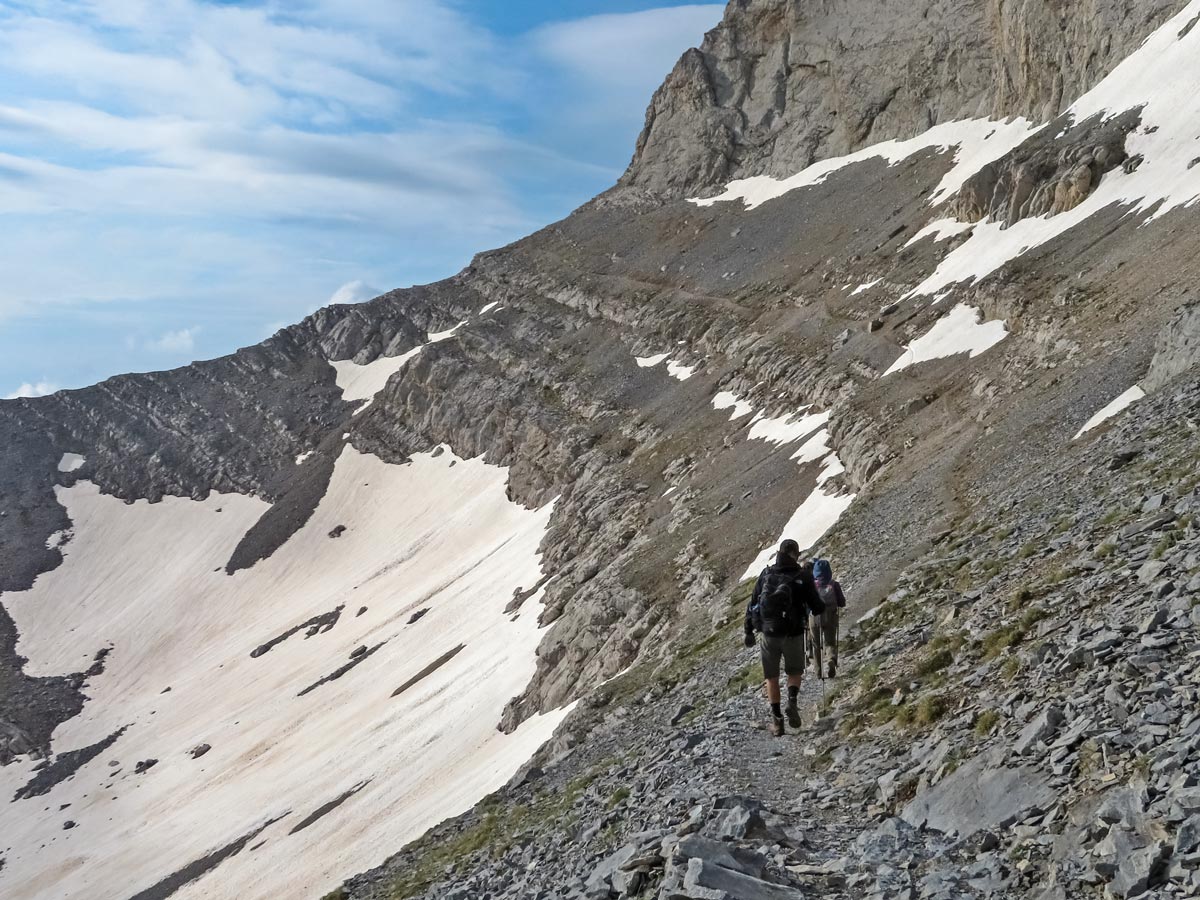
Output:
(770, 714), (785, 737)
(785, 700), (802, 729)
(828, 661), (837, 678)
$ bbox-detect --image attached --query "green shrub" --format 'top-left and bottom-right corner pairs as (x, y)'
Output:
(916, 647), (955, 677)
(1006, 586), (1035, 612)
(1152, 531), (1179, 560)
(1019, 607), (1048, 631)
(606, 786), (631, 809)
(982, 625), (1023, 659)
(974, 709), (1000, 737)
(915, 695), (947, 726)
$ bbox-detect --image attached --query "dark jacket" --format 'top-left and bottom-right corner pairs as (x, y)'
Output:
(745, 555), (825, 638)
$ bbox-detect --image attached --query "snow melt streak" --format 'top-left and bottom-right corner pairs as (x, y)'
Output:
(692, 117), (1039, 211)
(0, 446), (568, 900)
(1074, 385), (1146, 438)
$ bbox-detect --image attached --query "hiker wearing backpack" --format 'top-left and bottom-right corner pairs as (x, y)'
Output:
(743, 539), (825, 736)
(811, 558), (847, 678)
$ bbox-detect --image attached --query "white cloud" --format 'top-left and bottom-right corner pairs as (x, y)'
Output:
(531, 5), (722, 90)
(5, 380), (59, 399)
(0, 2), (723, 388)
(329, 280), (380, 305)
(147, 327), (198, 354)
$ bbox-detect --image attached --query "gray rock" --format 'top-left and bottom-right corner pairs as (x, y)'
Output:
(674, 836), (767, 879)
(1107, 839), (1169, 898)
(674, 857), (805, 900)
(1014, 706), (1065, 754)
(1145, 302), (1200, 392)
(901, 750), (1056, 838)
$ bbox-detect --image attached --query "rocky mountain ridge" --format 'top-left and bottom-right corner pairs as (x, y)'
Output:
(622, 0), (1183, 197)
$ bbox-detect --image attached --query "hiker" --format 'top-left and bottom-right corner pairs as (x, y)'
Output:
(811, 558), (847, 678)
(744, 539), (825, 736)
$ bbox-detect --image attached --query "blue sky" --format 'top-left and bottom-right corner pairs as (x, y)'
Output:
(0, 0), (724, 397)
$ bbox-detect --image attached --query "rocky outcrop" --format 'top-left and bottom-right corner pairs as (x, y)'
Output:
(622, 0), (1182, 197)
(953, 109), (1142, 226)
(1145, 301), (1200, 392)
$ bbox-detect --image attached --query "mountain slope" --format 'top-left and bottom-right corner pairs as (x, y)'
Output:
(3, 1), (1200, 898)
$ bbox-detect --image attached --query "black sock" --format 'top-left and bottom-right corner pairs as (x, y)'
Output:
(788, 686), (799, 703)
(770, 702), (782, 718)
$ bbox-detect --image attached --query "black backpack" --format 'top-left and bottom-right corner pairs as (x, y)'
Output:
(756, 568), (795, 637)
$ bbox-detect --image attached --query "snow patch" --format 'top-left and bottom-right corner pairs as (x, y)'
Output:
(331, 347), (423, 405)
(331, 321), (466, 409)
(57, 453), (85, 473)
(692, 117), (1040, 211)
(427, 321), (466, 343)
(904, 218), (975, 247)
(712, 391), (754, 421)
(0, 446), (568, 900)
(910, 0), (1200, 297)
(850, 279), (882, 296)
(743, 469), (857, 578)
(883, 304), (1009, 376)
(747, 408), (829, 446)
(636, 352), (696, 381)
(1074, 385), (1146, 438)
(636, 353), (669, 368)
(296, 451), (314, 465)
(666, 360), (696, 381)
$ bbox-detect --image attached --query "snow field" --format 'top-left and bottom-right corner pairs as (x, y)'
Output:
(903, 218), (975, 248)
(0, 446), (568, 900)
(883, 304), (1009, 376)
(331, 321), (466, 408)
(736, 405), (856, 578)
(712, 391), (754, 421)
(909, 0), (1200, 298)
(636, 351), (696, 381)
(850, 279), (882, 296)
(691, 117), (1039, 211)
(1074, 385), (1146, 438)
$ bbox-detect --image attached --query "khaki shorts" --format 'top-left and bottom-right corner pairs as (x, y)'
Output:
(760, 634), (806, 680)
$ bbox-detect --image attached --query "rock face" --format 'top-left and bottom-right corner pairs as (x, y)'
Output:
(1145, 301), (1200, 392)
(621, 0), (1183, 197)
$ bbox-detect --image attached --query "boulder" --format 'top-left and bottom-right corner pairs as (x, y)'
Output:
(1014, 706), (1064, 754)
(672, 857), (806, 900)
(901, 750), (1056, 838)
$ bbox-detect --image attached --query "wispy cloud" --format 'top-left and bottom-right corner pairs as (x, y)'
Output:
(0, 1), (722, 390)
(329, 280), (380, 305)
(146, 327), (199, 354)
(4, 380), (59, 399)
(531, 6), (722, 92)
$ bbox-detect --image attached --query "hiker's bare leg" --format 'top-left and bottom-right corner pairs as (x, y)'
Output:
(787, 673), (802, 693)
(766, 676), (781, 704)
